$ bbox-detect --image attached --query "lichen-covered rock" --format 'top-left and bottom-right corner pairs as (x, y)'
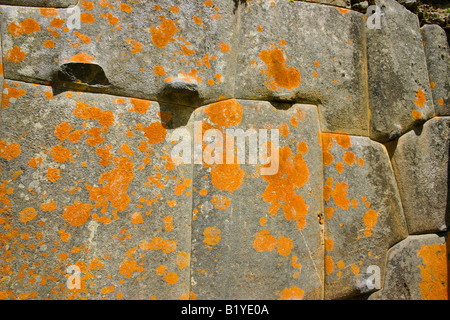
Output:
(421, 24), (449, 116)
(389, 117), (450, 234)
(235, 0), (369, 136)
(368, 233), (449, 300)
(0, 80), (194, 299)
(367, 0), (434, 142)
(190, 100), (324, 299)
(299, 0), (351, 8)
(322, 133), (408, 299)
(0, 0), (78, 7)
(0, 0), (239, 106)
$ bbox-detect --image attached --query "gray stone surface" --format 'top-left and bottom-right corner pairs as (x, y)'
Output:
(0, 0), (78, 7)
(389, 117), (450, 235)
(299, 0), (351, 8)
(421, 24), (450, 116)
(322, 133), (408, 299)
(190, 100), (324, 299)
(369, 233), (448, 300)
(235, 0), (369, 136)
(0, 79), (194, 299)
(367, 0), (435, 142)
(0, 0), (239, 107)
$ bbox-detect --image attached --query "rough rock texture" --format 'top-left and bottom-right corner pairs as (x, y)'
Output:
(190, 101), (324, 299)
(367, 0), (435, 142)
(235, 0), (369, 136)
(368, 233), (449, 300)
(421, 24), (450, 116)
(0, 0), (78, 7)
(0, 0), (448, 301)
(0, 80), (194, 299)
(388, 117), (449, 234)
(322, 133), (408, 299)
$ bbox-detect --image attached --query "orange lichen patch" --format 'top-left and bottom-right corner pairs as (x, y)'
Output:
(142, 121), (167, 144)
(414, 88), (426, 108)
(50, 144), (72, 163)
(211, 195), (230, 210)
(203, 226), (221, 246)
(90, 156), (134, 212)
(193, 16), (203, 25)
(73, 101), (114, 129)
(74, 31), (91, 44)
(356, 157), (364, 167)
(62, 201), (92, 227)
(325, 255), (334, 275)
(119, 3), (132, 12)
(338, 8), (350, 14)
(203, 99), (243, 128)
(28, 157), (42, 168)
(8, 19), (40, 37)
(204, 0), (214, 6)
(59, 229), (71, 242)
(259, 45), (301, 91)
(47, 168), (61, 182)
(332, 182), (350, 210)
(95, 144), (113, 167)
(279, 286), (305, 300)
(68, 129), (85, 144)
(129, 98), (150, 114)
(169, 6), (180, 14)
(153, 65), (166, 77)
(325, 238), (334, 252)
(199, 189), (208, 196)
(321, 133), (334, 166)
(102, 12), (120, 26)
(337, 260), (345, 269)
(40, 8), (58, 17)
(43, 39), (55, 48)
(156, 265), (167, 276)
(176, 252), (190, 269)
(324, 206), (333, 220)
(80, 13), (95, 24)
(336, 162), (344, 173)
(253, 229), (277, 252)
(178, 69), (202, 84)
(81, 1), (95, 10)
(351, 264), (360, 276)
(139, 237), (177, 253)
(163, 215), (174, 231)
(210, 163), (245, 192)
(181, 45), (195, 56)
(119, 259), (138, 278)
(150, 19), (178, 49)
(412, 109), (422, 120)
(261, 146), (309, 230)
(131, 212), (144, 225)
(2, 84), (27, 109)
(19, 207), (37, 223)
(217, 41), (231, 53)
(333, 132), (351, 149)
(417, 243), (448, 300)
(125, 38), (143, 54)
(297, 141), (308, 154)
(50, 18), (65, 28)
(277, 236), (293, 256)
(40, 200), (57, 212)
(437, 98), (444, 106)
(54, 122), (73, 142)
(6, 46), (26, 63)
(363, 209), (378, 237)
(312, 71), (318, 78)
(69, 52), (95, 63)
(343, 151), (355, 165)
(278, 122), (289, 137)
(163, 272), (178, 285)
(0, 138), (21, 160)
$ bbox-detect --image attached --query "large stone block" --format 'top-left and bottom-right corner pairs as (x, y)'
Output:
(322, 133), (408, 299)
(0, 0), (239, 107)
(421, 24), (450, 116)
(235, 0), (369, 136)
(369, 233), (449, 300)
(367, 0), (435, 142)
(388, 117), (450, 235)
(0, 80), (194, 299)
(190, 100), (324, 299)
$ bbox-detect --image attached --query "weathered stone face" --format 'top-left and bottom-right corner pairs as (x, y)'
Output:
(190, 101), (324, 300)
(0, 0), (448, 301)
(322, 133), (408, 299)
(367, 0), (435, 142)
(368, 233), (449, 300)
(421, 24), (450, 116)
(388, 117), (450, 235)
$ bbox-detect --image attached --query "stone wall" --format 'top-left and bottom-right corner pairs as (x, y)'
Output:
(0, 0), (448, 300)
